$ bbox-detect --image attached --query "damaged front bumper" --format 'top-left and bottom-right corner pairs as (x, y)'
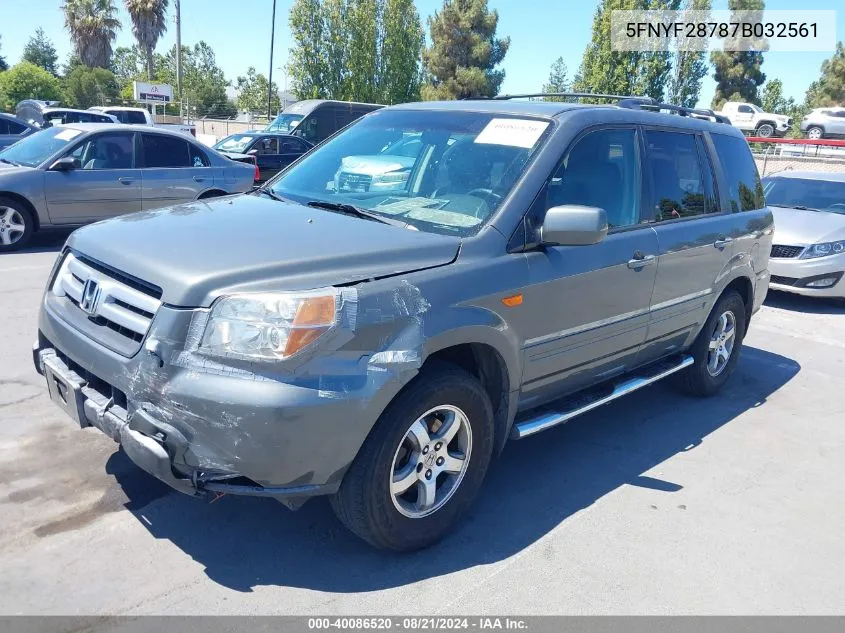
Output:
(35, 297), (414, 505)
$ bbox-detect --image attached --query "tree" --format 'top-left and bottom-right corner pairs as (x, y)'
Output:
(236, 67), (280, 114)
(0, 62), (64, 111)
(805, 42), (845, 108)
(710, 0), (766, 109)
(0, 35), (8, 72)
(63, 65), (120, 108)
(124, 0), (169, 80)
(112, 45), (145, 87)
(575, 0), (679, 102)
(289, 0), (424, 104)
(156, 42), (236, 117)
(22, 28), (60, 76)
(668, 0), (711, 107)
(62, 0), (122, 68)
(421, 0), (510, 100)
(542, 57), (570, 99)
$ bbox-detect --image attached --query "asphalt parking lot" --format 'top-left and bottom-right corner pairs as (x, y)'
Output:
(1, 232), (844, 615)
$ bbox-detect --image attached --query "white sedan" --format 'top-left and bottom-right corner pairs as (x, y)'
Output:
(764, 171), (845, 298)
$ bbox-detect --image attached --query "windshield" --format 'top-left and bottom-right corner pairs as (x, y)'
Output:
(763, 177), (845, 214)
(213, 134), (255, 153)
(0, 126), (83, 167)
(266, 113), (304, 133)
(268, 109), (551, 236)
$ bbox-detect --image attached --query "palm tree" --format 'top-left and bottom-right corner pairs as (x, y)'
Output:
(62, 0), (121, 68)
(124, 0), (169, 80)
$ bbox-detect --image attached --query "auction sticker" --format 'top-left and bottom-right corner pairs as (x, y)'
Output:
(474, 118), (549, 149)
(55, 128), (83, 141)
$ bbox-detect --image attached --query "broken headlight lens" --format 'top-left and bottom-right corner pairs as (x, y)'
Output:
(200, 290), (338, 360)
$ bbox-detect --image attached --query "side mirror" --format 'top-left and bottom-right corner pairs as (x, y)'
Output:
(49, 157), (80, 171)
(246, 148), (258, 156)
(541, 205), (608, 246)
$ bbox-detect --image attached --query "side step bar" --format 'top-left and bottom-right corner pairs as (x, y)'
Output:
(511, 355), (694, 439)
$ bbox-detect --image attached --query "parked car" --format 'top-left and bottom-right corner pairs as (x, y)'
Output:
(0, 124), (255, 250)
(213, 132), (313, 182)
(800, 107), (845, 140)
(334, 132), (423, 193)
(717, 101), (792, 138)
(266, 99), (383, 144)
(33, 96), (772, 551)
(15, 100), (118, 128)
(88, 106), (196, 137)
(763, 170), (845, 297)
(0, 113), (37, 150)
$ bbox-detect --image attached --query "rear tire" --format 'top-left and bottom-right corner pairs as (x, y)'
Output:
(0, 196), (35, 252)
(330, 362), (495, 551)
(755, 123), (775, 138)
(806, 126), (824, 140)
(673, 291), (746, 397)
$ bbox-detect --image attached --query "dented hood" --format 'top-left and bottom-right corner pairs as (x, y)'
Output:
(67, 194), (460, 307)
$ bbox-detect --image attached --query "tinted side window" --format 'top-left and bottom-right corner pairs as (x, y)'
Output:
(189, 143), (210, 167)
(280, 139), (305, 153)
(7, 120), (27, 134)
(255, 137), (279, 154)
(0, 121), (8, 134)
(69, 132), (135, 170)
(141, 134), (190, 167)
(738, 105), (753, 114)
(548, 128), (641, 229)
(644, 130), (716, 221)
(711, 134), (765, 211)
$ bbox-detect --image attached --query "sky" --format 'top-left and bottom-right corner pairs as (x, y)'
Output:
(0, 0), (842, 109)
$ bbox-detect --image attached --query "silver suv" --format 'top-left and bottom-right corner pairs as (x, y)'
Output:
(801, 107), (845, 140)
(34, 95), (773, 551)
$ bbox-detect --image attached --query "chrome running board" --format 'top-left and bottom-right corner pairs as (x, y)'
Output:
(511, 355), (694, 439)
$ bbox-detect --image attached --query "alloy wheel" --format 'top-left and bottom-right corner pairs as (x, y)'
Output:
(707, 310), (737, 377)
(0, 207), (27, 246)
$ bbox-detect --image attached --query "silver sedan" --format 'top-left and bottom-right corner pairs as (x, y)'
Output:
(0, 123), (255, 251)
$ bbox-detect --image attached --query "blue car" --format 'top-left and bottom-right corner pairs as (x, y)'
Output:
(0, 113), (36, 150)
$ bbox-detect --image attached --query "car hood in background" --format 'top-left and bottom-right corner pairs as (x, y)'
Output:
(67, 195), (461, 307)
(771, 205), (845, 245)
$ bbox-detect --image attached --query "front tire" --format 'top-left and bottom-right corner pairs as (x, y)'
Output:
(331, 363), (495, 551)
(806, 126), (824, 140)
(0, 197), (34, 252)
(673, 290), (746, 397)
(755, 123), (775, 138)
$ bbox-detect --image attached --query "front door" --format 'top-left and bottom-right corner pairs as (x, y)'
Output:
(518, 127), (659, 410)
(252, 136), (282, 181)
(44, 131), (141, 223)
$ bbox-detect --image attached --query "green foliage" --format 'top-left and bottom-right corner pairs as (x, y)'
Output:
(63, 0), (122, 68)
(758, 78), (807, 138)
(421, 0), (510, 100)
(542, 57), (570, 100)
(0, 62), (64, 111)
(22, 28), (60, 76)
(62, 53), (85, 77)
(112, 46), (145, 86)
(124, 0), (169, 79)
(0, 35), (8, 72)
(805, 42), (845, 108)
(575, 0), (680, 102)
(63, 65), (120, 108)
(668, 0), (711, 107)
(156, 42), (236, 117)
(289, 0), (424, 104)
(236, 67), (281, 115)
(710, 0), (766, 110)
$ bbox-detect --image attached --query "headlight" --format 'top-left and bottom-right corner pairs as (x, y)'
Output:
(200, 290), (338, 360)
(801, 240), (845, 259)
(372, 171), (409, 184)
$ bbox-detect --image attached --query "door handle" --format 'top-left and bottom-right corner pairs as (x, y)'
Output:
(627, 252), (656, 269)
(193, 176), (206, 182)
(118, 177), (134, 185)
(714, 236), (733, 249)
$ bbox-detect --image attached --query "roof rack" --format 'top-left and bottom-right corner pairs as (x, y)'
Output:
(489, 92), (731, 125)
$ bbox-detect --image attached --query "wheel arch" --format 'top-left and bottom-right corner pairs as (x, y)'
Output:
(0, 191), (40, 231)
(722, 275), (754, 332)
(197, 188), (228, 200)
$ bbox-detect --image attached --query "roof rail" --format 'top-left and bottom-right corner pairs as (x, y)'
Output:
(492, 92), (645, 102)
(618, 98), (732, 125)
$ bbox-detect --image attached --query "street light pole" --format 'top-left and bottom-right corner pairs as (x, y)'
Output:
(268, 0), (277, 121)
(175, 0), (183, 118)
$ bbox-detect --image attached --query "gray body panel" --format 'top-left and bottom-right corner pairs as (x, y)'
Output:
(34, 101), (773, 498)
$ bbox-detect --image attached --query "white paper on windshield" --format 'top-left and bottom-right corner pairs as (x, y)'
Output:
(474, 118), (549, 149)
(55, 128), (83, 141)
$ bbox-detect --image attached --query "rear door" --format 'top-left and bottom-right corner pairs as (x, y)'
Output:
(278, 137), (309, 169)
(519, 126), (660, 409)
(44, 131), (141, 223)
(252, 136), (282, 180)
(637, 128), (732, 364)
(139, 132), (208, 209)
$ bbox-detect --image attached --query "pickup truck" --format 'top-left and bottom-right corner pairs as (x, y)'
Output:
(717, 101), (792, 138)
(34, 96), (773, 551)
(88, 106), (196, 137)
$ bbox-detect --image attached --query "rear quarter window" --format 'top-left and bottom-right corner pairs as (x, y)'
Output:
(711, 134), (765, 211)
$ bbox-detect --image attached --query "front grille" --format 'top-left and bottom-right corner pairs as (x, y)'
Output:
(51, 252), (162, 353)
(771, 244), (804, 259)
(770, 275), (798, 286)
(337, 172), (372, 192)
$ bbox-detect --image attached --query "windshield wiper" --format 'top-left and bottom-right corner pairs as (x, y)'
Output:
(251, 187), (288, 203)
(778, 204), (820, 212)
(306, 200), (407, 228)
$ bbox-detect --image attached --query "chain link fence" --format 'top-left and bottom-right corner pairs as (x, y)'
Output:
(748, 137), (845, 177)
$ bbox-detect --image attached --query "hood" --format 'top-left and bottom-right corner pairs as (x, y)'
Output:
(771, 205), (845, 245)
(339, 155), (415, 176)
(67, 194), (461, 307)
(0, 162), (33, 176)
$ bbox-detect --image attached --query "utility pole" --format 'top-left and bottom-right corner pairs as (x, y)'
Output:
(175, 0), (183, 118)
(268, 0), (277, 121)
